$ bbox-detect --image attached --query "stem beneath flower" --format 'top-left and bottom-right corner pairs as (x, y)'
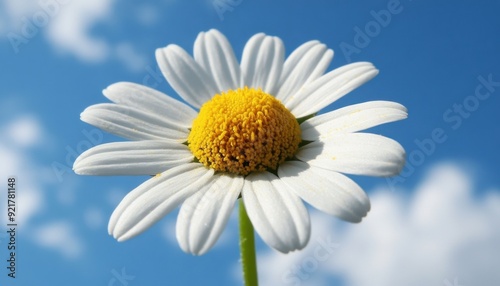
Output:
(239, 199), (258, 286)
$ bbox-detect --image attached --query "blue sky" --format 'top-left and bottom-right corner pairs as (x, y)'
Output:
(0, 0), (499, 285)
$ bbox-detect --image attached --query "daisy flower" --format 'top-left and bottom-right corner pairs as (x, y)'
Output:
(73, 29), (406, 255)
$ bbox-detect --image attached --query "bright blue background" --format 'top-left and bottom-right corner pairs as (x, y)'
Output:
(0, 0), (499, 285)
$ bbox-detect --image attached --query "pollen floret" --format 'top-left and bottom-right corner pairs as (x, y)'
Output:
(188, 87), (301, 175)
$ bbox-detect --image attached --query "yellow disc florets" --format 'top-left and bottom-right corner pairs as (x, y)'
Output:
(188, 87), (301, 175)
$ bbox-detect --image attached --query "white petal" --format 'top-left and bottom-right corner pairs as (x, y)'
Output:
(109, 163), (214, 241)
(241, 33), (284, 95)
(156, 44), (219, 109)
(242, 172), (310, 253)
(301, 101), (408, 140)
(279, 161), (370, 223)
(276, 41), (333, 103)
(103, 82), (197, 129)
(73, 140), (193, 176)
(177, 174), (243, 255)
(194, 29), (242, 92)
(80, 103), (189, 141)
(297, 133), (406, 177)
(286, 62), (379, 118)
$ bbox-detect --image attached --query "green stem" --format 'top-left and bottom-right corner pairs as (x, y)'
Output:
(239, 199), (258, 286)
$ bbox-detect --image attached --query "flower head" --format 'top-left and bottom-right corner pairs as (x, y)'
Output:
(188, 86), (301, 175)
(74, 29), (406, 255)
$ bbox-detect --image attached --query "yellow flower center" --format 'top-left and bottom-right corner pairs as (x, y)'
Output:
(188, 87), (301, 175)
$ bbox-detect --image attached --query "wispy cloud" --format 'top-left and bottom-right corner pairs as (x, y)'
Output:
(256, 213), (341, 286)
(4, 115), (43, 147)
(83, 206), (105, 230)
(46, 0), (115, 62)
(0, 114), (87, 260)
(258, 163), (500, 286)
(0, 116), (47, 227)
(1, 0), (114, 61)
(2, 0), (151, 71)
(34, 221), (84, 259)
(114, 42), (148, 72)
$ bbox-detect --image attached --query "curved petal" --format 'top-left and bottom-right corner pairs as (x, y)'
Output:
(194, 29), (242, 92)
(80, 103), (189, 141)
(103, 82), (197, 129)
(242, 171), (310, 253)
(73, 140), (193, 176)
(301, 101), (408, 140)
(176, 174), (243, 255)
(279, 161), (370, 223)
(296, 133), (406, 177)
(156, 44), (219, 109)
(241, 33), (284, 95)
(109, 163), (214, 241)
(276, 41), (333, 104)
(286, 62), (379, 118)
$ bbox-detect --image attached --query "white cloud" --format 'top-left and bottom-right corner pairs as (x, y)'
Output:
(2, 0), (153, 72)
(4, 115), (42, 147)
(256, 213), (341, 286)
(47, 0), (115, 62)
(17, 186), (45, 226)
(0, 144), (21, 181)
(34, 221), (84, 259)
(1, 1), (39, 28)
(114, 42), (148, 72)
(258, 163), (500, 286)
(83, 207), (104, 229)
(1, 0), (115, 62)
(0, 114), (87, 260)
(0, 116), (46, 227)
(0, 148), (45, 227)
